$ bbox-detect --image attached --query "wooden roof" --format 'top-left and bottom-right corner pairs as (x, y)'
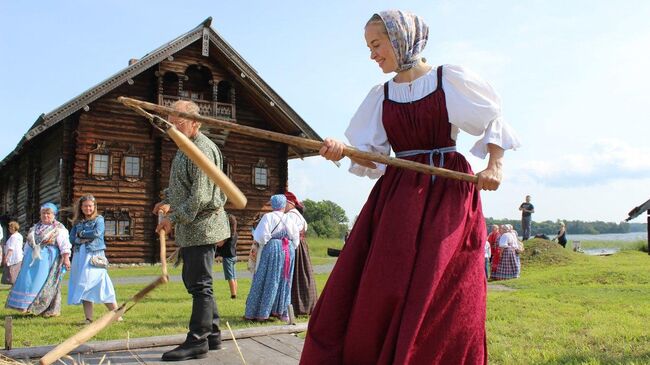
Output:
(1, 17), (321, 167)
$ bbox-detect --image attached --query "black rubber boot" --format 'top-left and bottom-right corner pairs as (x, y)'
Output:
(161, 338), (208, 361)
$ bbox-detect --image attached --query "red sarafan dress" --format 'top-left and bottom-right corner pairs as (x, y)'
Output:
(301, 66), (489, 364)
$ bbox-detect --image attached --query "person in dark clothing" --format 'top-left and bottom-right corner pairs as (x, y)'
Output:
(553, 221), (567, 248)
(216, 214), (238, 299)
(519, 195), (535, 240)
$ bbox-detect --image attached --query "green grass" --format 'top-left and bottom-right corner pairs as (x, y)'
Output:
(304, 236), (343, 265)
(2, 237), (650, 365)
(489, 239), (650, 364)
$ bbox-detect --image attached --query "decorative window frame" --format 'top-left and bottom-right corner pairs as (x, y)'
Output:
(88, 142), (112, 180)
(252, 158), (269, 190)
(121, 155), (143, 182)
(103, 209), (133, 241)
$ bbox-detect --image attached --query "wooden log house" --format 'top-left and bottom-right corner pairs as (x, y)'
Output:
(0, 18), (321, 263)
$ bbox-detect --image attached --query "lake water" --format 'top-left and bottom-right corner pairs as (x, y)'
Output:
(566, 232), (647, 242)
(582, 248), (620, 256)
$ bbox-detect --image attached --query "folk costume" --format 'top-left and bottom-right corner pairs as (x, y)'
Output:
(6, 204), (71, 316)
(487, 229), (502, 276)
(68, 215), (117, 307)
(300, 10), (520, 365)
(285, 192), (317, 315)
(245, 195), (299, 322)
(492, 229), (522, 280)
(160, 130), (230, 361)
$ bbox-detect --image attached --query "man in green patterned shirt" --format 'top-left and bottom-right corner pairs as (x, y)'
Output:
(154, 100), (230, 361)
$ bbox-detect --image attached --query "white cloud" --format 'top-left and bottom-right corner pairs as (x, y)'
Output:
(511, 139), (650, 187)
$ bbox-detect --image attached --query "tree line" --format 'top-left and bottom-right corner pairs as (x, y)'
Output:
(485, 217), (648, 235)
(302, 199), (349, 239)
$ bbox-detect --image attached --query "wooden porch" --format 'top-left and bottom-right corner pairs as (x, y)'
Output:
(2, 324), (307, 365)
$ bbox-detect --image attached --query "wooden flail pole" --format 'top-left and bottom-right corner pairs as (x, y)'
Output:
(118, 97), (479, 184)
(158, 210), (168, 277)
(119, 96), (248, 209)
(39, 276), (167, 365)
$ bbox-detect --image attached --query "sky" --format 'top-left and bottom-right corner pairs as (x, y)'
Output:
(1, 1), (649, 224)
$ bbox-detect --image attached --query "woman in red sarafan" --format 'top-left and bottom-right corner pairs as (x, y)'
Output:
(488, 224), (502, 277)
(300, 10), (521, 365)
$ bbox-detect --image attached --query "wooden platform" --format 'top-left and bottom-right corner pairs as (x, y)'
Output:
(1, 324), (306, 365)
(56, 333), (304, 364)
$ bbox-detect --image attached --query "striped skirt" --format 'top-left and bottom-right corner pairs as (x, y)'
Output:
(491, 247), (520, 280)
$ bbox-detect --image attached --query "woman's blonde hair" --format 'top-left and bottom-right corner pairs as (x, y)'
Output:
(8, 221), (19, 232)
(72, 194), (98, 224)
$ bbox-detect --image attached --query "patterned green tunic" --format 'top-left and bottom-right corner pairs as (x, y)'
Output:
(163, 132), (230, 246)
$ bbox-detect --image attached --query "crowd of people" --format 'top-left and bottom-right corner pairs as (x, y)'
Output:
(0, 189), (312, 359)
(482, 195), (569, 282)
(2, 197), (120, 321)
(486, 224), (524, 281)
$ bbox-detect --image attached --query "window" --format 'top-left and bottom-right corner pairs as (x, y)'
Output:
(223, 157), (233, 180)
(162, 72), (179, 96)
(89, 153), (111, 178)
(217, 81), (232, 103)
(252, 159), (269, 190)
(104, 219), (117, 236)
(88, 142), (111, 179)
(92, 154), (109, 175)
(184, 65), (212, 101)
(104, 209), (132, 240)
(118, 215), (131, 236)
(122, 155), (142, 181)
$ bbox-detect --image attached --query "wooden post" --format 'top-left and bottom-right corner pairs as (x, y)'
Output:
(5, 316), (12, 350)
(288, 304), (296, 325)
(646, 209), (649, 256)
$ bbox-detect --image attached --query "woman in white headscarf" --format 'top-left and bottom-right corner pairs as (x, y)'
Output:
(244, 194), (299, 322)
(491, 224), (522, 280)
(302, 9), (520, 365)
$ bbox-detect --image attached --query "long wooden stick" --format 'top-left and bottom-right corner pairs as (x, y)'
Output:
(118, 97), (479, 184)
(39, 307), (126, 365)
(226, 321), (246, 365)
(39, 275), (169, 365)
(158, 210), (168, 278)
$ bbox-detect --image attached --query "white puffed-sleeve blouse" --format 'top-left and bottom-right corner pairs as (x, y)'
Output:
(344, 64), (521, 178)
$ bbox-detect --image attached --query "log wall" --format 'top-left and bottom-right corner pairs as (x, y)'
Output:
(0, 39), (295, 263)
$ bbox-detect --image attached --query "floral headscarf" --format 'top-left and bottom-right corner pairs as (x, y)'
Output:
(377, 10), (429, 72)
(270, 194), (287, 211)
(40, 202), (58, 216)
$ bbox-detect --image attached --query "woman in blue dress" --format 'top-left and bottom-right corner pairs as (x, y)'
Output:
(68, 194), (119, 323)
(244, 194), (299, 322)
(6, 203), (71, 317)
